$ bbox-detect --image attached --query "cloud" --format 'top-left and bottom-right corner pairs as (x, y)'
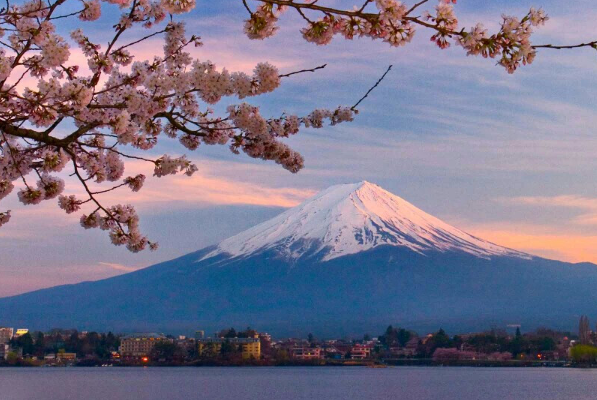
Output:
(505, 195), (597, 209)
(502, 195), (597, 226)
(465, 222), (597, 264)
(98, 262), (141, 272)
(0, 158), (315, 242)
(98, 159), (316, 209)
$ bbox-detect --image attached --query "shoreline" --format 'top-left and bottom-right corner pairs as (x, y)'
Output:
(1, 360), (586, 369)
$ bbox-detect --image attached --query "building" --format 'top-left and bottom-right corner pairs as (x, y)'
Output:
(57, 352), (77, 362)
(195, 331), (205, 340)
(197, 337), (261, 359)
(14, 329), (29, 338)
(350, 344), (372, 360)
(0, 327), (13, 344)
(292, 347), (322, 360)
(0, 344), (9, 360)
(119, 333), (167, 358)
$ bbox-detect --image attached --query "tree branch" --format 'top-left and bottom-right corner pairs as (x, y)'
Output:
(351, 65), (392, 111)
(279, 63), (327, 78)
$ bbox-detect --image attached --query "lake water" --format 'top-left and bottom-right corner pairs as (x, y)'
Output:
(2, 366), (597, 400)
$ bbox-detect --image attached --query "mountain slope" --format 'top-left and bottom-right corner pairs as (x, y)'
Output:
(0, 182), (595, 336)
(204, 181), (527, 262)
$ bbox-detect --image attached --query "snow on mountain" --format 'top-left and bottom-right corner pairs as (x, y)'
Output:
(203, 181), (529, 262)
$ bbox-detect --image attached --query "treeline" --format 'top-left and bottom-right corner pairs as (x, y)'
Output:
(376, 325), (574, 360)
(8, 330), (120, 359)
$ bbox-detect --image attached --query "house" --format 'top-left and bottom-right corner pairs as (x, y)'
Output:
(292, 347), (322, 360)
(57, 352), (77, 362)
(350, 344), (373, 360)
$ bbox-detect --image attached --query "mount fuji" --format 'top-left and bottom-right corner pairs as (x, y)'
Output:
(1, 181), (596, 336)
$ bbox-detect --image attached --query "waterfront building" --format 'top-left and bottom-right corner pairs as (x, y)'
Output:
(197, 337), (261, 359)
(350, 344), (372, 360)
(14, 329), (29, 337)
(57, 352), (77, 362)
(292, 347), (322, 360)
(0, 327), (13, 344)
(0, 343), (8, 360)
(119, 333), (167, 359)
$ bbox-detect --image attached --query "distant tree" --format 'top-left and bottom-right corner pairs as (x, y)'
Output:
(5, 352), (19, 365)
(272, 349), (290, 364)
(417, 329), (452, 358)
(33, 332), (45, 357)
(151, 341), (183, 362)
(220, 339), (238, 355)
(570, 345), (597, 365)
(452, 335), (464, 350)
(65, 331), (80, 354)
(432, 329), (451, 349)
(579, 316), (591, 345)
(200, 343), (219, 359)
(308, 333), (315, 344)
(11, 332), (34, 356)
(533, 337), (556, 352)
(508, 328), (528, 358)
(238, 327), (258, 339)
(379, 325), (412, 348)
(222, 328), (237, 339)
(363, 334), (371, 342)
(396, 329), (413, 347)
(466, 333), (509, 354)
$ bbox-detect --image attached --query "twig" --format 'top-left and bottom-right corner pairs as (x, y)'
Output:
(242, 0), (253, 16)
(532, 41), (597, 50)
(406, 0), (429, 16)
(351, 65), (392, 110)
(279, 63), (327, 78)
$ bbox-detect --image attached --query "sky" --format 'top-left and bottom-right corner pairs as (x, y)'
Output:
(2, 0), (597, 297)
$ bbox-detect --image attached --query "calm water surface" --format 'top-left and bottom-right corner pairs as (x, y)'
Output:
(2, 366), (597, 400)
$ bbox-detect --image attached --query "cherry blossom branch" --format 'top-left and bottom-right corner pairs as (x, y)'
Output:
(2, 0), (591, 250)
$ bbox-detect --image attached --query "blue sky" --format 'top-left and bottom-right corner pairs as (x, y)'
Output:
(2, 0), (597, 296)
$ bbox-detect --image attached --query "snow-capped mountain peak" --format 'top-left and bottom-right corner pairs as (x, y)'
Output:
(203, 181), (528, 262)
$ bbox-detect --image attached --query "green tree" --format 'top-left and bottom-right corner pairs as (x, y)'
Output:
(13, 333), (34, 356)
(397, 329), (412, 347)
(220, 339), (238, 355)
(508, 329), (528, 357)
(5, 352), (19, 365)
(222, 328), (237, 339)
(33, 332), (45, 357)
(151, 341), (183, 362)
(570, 345), (597, 364)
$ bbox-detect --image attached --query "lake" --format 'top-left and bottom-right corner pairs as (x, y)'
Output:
(2, 366), (597, 400)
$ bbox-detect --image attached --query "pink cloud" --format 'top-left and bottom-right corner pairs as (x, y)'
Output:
(0, 158), (315, 241)
(502, 195), (597, 226)
(464, 221), (597, 264)
(98, 262), (141, 272)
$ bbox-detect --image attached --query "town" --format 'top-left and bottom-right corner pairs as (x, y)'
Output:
(2, 316), (597, 367)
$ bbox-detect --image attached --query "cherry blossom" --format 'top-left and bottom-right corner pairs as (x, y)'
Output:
(0, 0), (591, 252)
